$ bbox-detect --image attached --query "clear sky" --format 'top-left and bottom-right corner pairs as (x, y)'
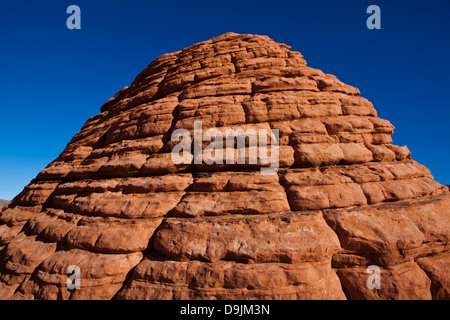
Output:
(0, 0), (449, 200)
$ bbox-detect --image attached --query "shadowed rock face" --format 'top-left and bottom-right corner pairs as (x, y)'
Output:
(0, 32), (449, 300)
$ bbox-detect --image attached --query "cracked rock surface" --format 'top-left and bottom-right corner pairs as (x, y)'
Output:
(0, 32), (448, 300)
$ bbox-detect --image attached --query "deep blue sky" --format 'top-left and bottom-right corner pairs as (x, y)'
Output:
(0, 0), (449, 200)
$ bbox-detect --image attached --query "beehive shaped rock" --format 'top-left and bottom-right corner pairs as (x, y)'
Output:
(0, 200), (8, 210)
(0, 33), (449, 300)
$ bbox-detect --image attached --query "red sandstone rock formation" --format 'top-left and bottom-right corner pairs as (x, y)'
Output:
(0, 200), (8, 209)
(0, 33), (448, 300)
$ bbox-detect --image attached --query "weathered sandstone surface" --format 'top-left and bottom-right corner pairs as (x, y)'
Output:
(0, 33), (448, 300)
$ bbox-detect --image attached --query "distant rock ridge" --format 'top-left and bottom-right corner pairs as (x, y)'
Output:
(0, 200), (8, 209)
(0, 32), (448, 300)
